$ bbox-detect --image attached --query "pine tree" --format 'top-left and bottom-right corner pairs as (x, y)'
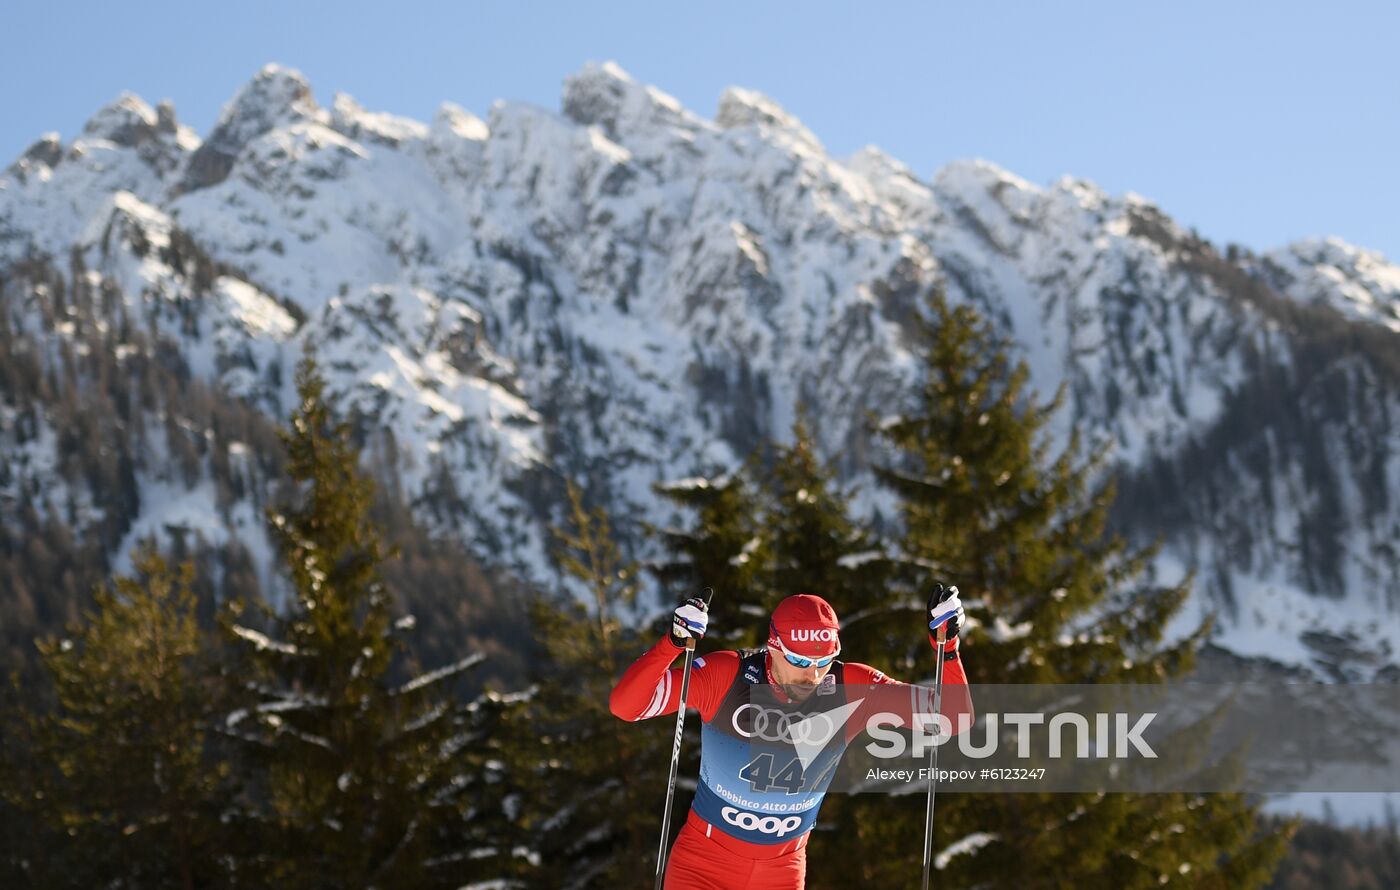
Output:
(873, 294), (1198, 684)
(224, 355), (520, 889)
(653, 422), (894, 649)
(517, 480), (677, 888)
(763, 422), (898, 644)
(808, 292), (1291, 888)
(652, 465), (767, 648)
(9, 548), (236, 889)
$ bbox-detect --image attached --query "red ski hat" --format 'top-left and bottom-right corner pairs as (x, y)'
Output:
(768, 594), (841, 657)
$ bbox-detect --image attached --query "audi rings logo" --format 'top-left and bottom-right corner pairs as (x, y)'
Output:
(732, 704), (840, 745)
(721, 806), (803, 838)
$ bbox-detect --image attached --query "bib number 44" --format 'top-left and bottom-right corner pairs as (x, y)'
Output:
(738, 752), (805, 793)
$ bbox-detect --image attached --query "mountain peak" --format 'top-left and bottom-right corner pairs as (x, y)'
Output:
(433, 102), (489, 143)
(561, 61), (692, 141)
(219, 64), (320, 138)
(5, 132), (63, 183)
(239, 64), (317, 113)
(1265, 237), (1400, 333)
(177, 64), (320, 194)
(847, 145), (917, 181)
(715, 87), (820, 147)
(1051, 173), (1109, 203)
(1285, 235), (1389, 268)
(935, 158), (1037, 196)
(330, 93), (428, 147)
(81, 93), (159, 148)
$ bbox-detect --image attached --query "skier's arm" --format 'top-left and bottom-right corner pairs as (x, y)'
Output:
(608, 637), (737, 724)
(845, 585), (974, 737)
(609, 595), (733, 723)
(844, 644), (973, 740)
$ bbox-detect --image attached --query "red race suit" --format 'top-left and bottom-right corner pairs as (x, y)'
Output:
(610, 634), (971, 890)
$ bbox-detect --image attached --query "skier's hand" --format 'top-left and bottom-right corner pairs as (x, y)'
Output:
(670, 595), (709, 647)
(927, 583), (964, 649)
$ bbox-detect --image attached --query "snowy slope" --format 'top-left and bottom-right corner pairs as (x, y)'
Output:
(1258, 238), (1400, 333)
(2, 62), (1397, 678)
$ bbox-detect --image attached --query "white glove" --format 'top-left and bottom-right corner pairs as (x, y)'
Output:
(671, 596), (709, 644)
(928, 584), (964, 639)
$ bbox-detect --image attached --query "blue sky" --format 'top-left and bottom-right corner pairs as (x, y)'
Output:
(3, 0), (1396, 261)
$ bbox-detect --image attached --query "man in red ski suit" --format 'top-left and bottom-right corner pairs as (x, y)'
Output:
(610, 589), (971, 890)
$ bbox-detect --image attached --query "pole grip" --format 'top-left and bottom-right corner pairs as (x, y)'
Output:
(685, 588), (712, 652)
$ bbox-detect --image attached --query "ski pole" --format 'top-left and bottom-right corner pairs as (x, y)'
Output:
(654, 587), (713, 890)
(921, 620), (949, 890)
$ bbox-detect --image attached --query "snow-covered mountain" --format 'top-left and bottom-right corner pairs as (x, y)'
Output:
(2, 62), (1397, 679)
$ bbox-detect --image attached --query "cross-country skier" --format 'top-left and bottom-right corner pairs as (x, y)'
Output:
(610, 589), (971, 890)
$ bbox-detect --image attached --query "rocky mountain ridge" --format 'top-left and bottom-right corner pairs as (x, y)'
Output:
(2, 62), (1396, 679)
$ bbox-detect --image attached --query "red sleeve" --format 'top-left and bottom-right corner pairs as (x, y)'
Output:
(843, 639), (973, 741)
(609, 636), (738, 724)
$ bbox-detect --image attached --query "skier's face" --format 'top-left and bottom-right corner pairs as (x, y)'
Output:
(768, 652), (832, 701)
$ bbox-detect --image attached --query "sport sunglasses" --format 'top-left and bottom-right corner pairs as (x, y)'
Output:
(769, 624), (840, 669)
